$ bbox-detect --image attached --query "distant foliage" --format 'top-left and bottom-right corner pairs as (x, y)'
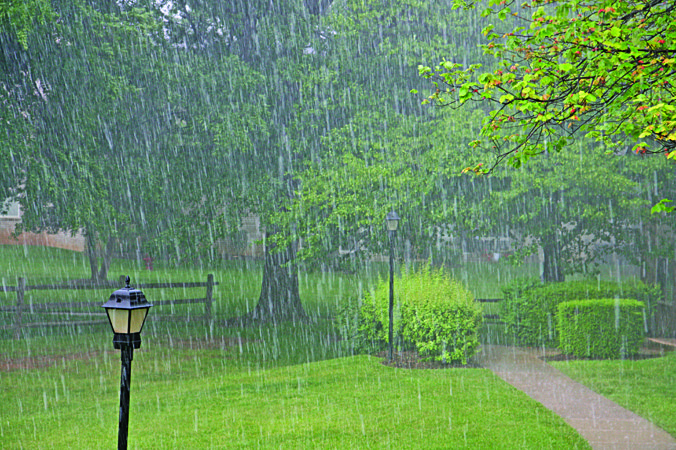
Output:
(501, 279), (660, 347)
(557, 299), (646, 359)
(337, 266), (483, 364)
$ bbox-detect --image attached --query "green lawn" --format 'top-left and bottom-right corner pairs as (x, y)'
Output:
(1, 334), (590, 449)
(0, 245), (594, 448)
(1, 243), (668, 449)
(0, 244), (537, 330)
(551, 350), (676, 438)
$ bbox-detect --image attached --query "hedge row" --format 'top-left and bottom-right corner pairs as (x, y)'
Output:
(558, 299), (646, 359)
(500, 279), (659, 347)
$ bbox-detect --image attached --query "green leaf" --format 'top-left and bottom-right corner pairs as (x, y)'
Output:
(498, 7), (511, 20)
(499, 94), (515, 103)
(651, 199), (674, 214)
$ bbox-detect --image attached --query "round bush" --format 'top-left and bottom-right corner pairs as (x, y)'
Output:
(338, 266), (482, 364)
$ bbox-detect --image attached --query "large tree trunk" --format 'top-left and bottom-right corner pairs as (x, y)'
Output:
(85, 234), (99, 281)
(85, 233), (115, 282)
(541, 238), (564, 282)
(246, 231), (306, 324)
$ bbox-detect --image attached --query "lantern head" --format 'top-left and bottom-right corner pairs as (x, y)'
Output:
(102, 276), (152, 349)
(385, 210), (400, 232)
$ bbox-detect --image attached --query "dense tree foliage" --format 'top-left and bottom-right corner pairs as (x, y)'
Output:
(0, 0), (492, 319)
(421, 0), (676, 172)
(419, 0), (675, 286)
(2, 0), (674, 312)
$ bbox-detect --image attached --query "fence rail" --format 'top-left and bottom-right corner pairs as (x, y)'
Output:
(476, 298), (504, 324)
(1, 274), (217, 338)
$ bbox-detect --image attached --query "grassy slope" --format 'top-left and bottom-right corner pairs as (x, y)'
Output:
(0, 245), (593, 448)
(1, 349), (589, 449)
(551, 352), (676, 438)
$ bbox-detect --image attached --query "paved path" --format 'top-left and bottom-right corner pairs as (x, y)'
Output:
(476, 345), (676, 450)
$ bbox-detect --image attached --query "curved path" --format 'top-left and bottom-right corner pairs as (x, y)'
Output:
(477, 345), (676, 450)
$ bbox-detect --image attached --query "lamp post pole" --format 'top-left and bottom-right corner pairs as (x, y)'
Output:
(388, 227), (395, 361)
(385, 211), (400, 362)
(118, 344), (133, 450)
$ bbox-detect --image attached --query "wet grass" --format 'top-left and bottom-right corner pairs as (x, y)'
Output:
(0, 239), (588, 449)
(6, 244), (663, 448)
(550, 351), (676, 438)
(0, 321), (591, 449)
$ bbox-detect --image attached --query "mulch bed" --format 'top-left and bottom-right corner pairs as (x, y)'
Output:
(538, 346), (671, 362)
(3, 341), (672, 372)
(377, 341), (675, 368)
(161, 336), (259, 350)
(378, 350), (481, 369)
(533, 338), (676, 362)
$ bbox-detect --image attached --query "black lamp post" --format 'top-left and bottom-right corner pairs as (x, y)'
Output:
(102, 276), (152, 450)
(385, 210), (400, 361)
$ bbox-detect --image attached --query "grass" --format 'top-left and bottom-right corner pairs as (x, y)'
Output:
(550, 350), (676, 438)
(0, 245), (532, 335)
(0, 326), (590, 449)
(0, 245), (366, 320)
(4, 244), (670, 448)
(0, 244), (598, 448)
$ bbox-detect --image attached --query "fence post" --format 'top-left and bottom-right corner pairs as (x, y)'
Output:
(205, 274), (214, 322)
(14, 277), (25, 340)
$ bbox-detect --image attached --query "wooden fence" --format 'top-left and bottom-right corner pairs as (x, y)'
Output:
(1, 274), (217, 339)
(476, 298), (504, 323)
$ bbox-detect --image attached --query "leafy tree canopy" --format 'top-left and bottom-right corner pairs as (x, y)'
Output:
(0, 0), (54, 49)
(420, 0), (676, 176)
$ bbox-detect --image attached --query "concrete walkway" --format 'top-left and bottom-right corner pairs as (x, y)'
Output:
(476, 345), (676, 450)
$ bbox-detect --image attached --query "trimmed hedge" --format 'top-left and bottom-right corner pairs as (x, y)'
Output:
(557, 299), (646, 359)
(336, 266), (483, 364)
(501, 279), (659, 347)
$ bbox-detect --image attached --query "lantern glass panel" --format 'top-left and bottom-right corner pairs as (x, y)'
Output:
(129, 308), (148, 334)
(107, 308), (131, 334)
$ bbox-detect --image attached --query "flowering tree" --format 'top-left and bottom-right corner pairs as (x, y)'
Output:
(420, 0), (676, 211)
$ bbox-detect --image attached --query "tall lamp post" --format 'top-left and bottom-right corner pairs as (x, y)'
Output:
(102, 276), (153, 450)
(385, 210), (400, 361)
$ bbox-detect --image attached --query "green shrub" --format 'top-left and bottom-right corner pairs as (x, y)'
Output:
(557, 299), (646, 359)
(337, 266), (483, 364)
(335, 295), (386, 355)
(500, 279), (659, 347)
